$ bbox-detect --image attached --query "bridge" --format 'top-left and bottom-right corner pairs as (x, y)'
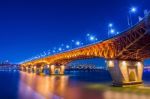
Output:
(21, 13), (150, 86)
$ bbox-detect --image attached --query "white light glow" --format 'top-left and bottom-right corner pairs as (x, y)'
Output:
(66, 45), (70, 49)
(137, 62), (142, 66)
(122, 61), (126, 66)
(108, 60), (114, 67)
(90, 36), (95, 41)
(110, 29), (115, 34)
(52, 50), (56, 53)
(75, 41), (80, 46)
(131, 7), (136, 13)
(109, 23), (113, 27)
(86, 33), (90, 36)
(58, 48), (62, 51)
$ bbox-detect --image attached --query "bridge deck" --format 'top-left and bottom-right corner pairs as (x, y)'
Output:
(22, 13), (150, 66)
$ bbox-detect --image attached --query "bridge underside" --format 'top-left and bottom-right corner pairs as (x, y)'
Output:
(115, 30), (150, 60)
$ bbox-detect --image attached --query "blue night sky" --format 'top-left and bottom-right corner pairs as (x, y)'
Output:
(0, 0), (150, 65)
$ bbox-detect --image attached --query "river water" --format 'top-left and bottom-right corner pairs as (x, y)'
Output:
(0, 70), (150, 99)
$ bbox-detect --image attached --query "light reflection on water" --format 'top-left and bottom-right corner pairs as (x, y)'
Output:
(19, 72), (105, 99)
(18, 72), (150, 99)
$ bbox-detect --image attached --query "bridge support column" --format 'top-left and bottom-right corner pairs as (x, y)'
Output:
(107, 59), (143, 87)
(25, 67), (28, 72)
(60, 65), (65, 75)
(22, 67), (26, 72)
(20, 66), (24, 71)
(39, 67), (44, 74)
(32, 66), (36, 73)
(49, 65), (65, 75)
(28, 67), (32, 73)
(50, 65), (55, 74)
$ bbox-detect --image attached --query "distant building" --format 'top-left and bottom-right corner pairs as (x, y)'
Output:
(144, 66), (150, 72)
(0, 61), (19, 71)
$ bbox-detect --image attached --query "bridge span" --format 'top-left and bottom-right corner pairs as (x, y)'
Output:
(21, 13), (150, 86)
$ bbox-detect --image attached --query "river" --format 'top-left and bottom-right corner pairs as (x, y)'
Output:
(0, 70), (150, 99)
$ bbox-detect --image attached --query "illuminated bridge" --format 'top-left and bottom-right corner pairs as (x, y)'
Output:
(21, 13), (150, 86)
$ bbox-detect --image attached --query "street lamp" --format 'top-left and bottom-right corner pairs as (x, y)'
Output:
(52, 50), (56, 53)
(128, 7), (137, 27)
(131, 7), (136, 13)
(90, 36), (95, 41)
(48, 50), (51, 55)
(108, 23), (113, 38)
(86, 33), (90, 37)
(58, 47), (62, 51)
(110, 29), (115, 34)
(66, 45), (70, 49)
(86, 33), (98, 43)
(116, 32), (119, 34)
(109, 23), (113, 27)
(75, 41), (80, 46)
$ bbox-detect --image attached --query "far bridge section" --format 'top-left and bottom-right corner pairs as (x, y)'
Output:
(21, 13), (150, 86)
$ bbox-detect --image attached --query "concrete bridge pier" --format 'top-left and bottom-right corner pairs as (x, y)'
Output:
(28, 67), (32, 73)
(21, 67), (25, 72)
(38, 67), (44, 75)
(25, 67), (28, 72)
(32, 66), (36, 73)
(44, 65), (50, 74)
(20, 66), (24, 71)
(59, 65), (65, 75)
(27, 67), (29, 72)
(49, 65), (55, 74)
(49, 65), (65, 75)
(35, 67), (40, 74)
(31, 67), (34, 73)
(22, 67), (26, 72)
(107, 59), (143, 87)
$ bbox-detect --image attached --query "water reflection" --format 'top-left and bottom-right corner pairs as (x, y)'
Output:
(19, 72), (68, 99)
(104, 91), (149, 99)
(18, 72), (150, 99)
(19, 72), (105, 99)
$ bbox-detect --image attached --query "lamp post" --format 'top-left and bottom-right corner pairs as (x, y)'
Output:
(86, 33), (98, 43)
(108, 23), (113, 38)
(128, 7), (137, 27)
(75, 41), (80, 46)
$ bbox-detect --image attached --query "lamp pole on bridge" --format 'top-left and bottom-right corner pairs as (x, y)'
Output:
(128, 7), (137, 27)
(108, 23), (112, 38)
(108, 23), (116, 38)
